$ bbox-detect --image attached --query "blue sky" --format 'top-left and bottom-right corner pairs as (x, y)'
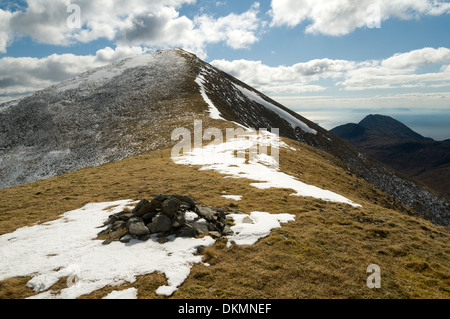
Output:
(1, 0), (450, 139)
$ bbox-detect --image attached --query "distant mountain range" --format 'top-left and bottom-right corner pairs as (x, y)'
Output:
(331, 114), (450, 196)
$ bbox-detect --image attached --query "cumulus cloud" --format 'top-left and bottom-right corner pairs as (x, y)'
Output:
(270, 0), (450, 36)
(382, 47), (450, 70)
(0, 9), (13, 53)
(210, 58), (354, 94)
(4, 0), (197, 45)
(116, 2), (261, 56)
(341, 47), (450, 90)
(8, 0), (74, 46)
(211, 47), (450, 94)
(0, 0), (261, 58)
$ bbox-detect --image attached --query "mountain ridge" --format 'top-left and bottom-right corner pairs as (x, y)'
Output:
(1, 49), (450, 299)
(0, 49), (448, 227)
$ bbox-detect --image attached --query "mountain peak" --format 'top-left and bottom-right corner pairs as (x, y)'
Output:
(358, 114), (427, 140)
(331, 114), (449, 196)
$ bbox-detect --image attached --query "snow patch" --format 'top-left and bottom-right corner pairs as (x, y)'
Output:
(174, 131), (361, 208)
(222, 195), (243, 201)
(195, 72), (225, 120)
(0, 199), (295, 299)
(103, 288), (138, 299)
(0, 100), (19, 114)
(233, 83), (317, 135)
(0, 200), (214, 299)
(55, 50), (182, 93)
(227, 212), (295, 246)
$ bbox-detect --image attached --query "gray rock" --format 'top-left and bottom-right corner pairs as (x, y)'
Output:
(176, 224), (197, 237)
(117, 212), (134, 221)
(112, 221), (126, 230)
(155, 194), (196, 208)
(135, 199), (161, 217)
(103, 215), (119, 226)
(222, 225), (234, 236)
(191, 222), (210, 235)
(172, 212), (186, 228)
(142, 211), (158, 222)
(208, 231), (221, 239)
(132, 199), (150, 215)
(102, 238), (114, 245)
(196, 205), (217, 222)
(216, 221), (225, 231)
(97, 227), (112, 237)
(127, 217), (150, 237)
(161, 198), (181, 218)
(127, 216), (143, 226)
(111, 229), (125, 237)
(215, 209), (226, 222)
(148, 214), (173, 234)
(179, 203), (191, 211)
(242, 216), (254, 224)
(171, 195), (197, 209)
(101, 195), (240, 240)
(119, 234), (132, 243)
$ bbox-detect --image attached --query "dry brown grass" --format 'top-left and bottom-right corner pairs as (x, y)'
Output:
(0, 132), (449, 299)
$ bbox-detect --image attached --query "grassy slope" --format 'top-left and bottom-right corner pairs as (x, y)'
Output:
(0, 126), (449, 299)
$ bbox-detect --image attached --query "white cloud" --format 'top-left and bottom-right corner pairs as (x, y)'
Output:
(382, 47), (450, 70)
(0, 0), (261, 58)
(270, 0), (450, 36)
(341, 47), (450, 90)
(210, 58), (354, 94)
(117, 3), (261, 57)
(0, 9), (13, 53)
(211, 47), (450, 94)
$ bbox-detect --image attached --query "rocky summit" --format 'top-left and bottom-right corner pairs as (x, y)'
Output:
(98, 195), (234, 245)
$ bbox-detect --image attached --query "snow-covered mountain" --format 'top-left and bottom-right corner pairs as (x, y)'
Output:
(0, 49), (448, 226)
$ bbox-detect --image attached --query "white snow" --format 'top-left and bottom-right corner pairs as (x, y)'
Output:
(55, 65), (122, 92)
(174, 130), (361, 208)
(222, 195), (243, 201)
(195, 72), (225, 120)
(227, 212), (295, 246)
(184, 211), (199, 222)
(233, 83), (317, 135)
(0, 99), (21, 114)
(0, 199), (295, 299)
(103, 288), (138, 299)
(55, 50), (182, 93)
(0, 200), (214, 299)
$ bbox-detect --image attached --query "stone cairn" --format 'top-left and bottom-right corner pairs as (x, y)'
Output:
(98, 194), (235, 245)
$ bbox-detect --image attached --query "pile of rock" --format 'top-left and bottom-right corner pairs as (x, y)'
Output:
(98, 195), (234, 245)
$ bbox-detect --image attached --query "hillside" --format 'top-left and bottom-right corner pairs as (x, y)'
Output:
(331, 115), (450, 196)
(0, 49), (449, 299)
(1, 137), (449, 299)
(1, 49), (448, 226)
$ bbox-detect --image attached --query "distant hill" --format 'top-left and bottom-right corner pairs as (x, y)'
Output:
(331, 115), (450, 196)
